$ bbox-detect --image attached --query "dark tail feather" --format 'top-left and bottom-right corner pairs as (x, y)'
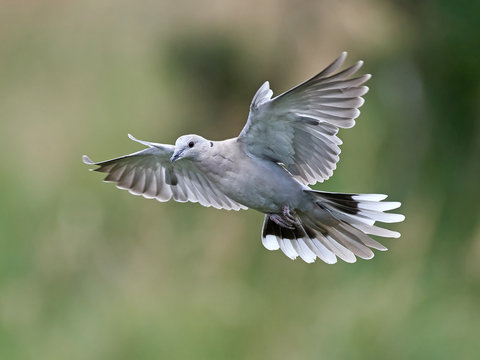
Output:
(261, 190), (404, 264)
(262, 215), (337, 264)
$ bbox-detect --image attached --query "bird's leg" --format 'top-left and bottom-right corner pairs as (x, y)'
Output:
(282, 205), (296, 222)
(269, 205), (298, 229)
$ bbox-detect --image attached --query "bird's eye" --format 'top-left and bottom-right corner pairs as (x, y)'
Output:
(188, 141), (194, 148)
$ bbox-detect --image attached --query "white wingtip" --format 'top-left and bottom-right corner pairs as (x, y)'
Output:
(340, 51), (348, 62)
(250, 81), (273, 110)
(128, 133), (155, 148)
(82, 155), (94, 165)
(82, 155), (98, 171)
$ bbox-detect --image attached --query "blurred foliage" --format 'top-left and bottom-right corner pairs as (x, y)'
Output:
(0, 0), (479, 359)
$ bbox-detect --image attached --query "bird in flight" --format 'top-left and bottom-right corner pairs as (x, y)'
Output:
(83, 52), (404, 264)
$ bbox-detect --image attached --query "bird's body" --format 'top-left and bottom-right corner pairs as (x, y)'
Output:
(200, 139), (305, 213)
(83, 52), (404, 264)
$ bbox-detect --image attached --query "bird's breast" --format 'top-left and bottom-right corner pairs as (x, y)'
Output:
(199, 150), (305, 213)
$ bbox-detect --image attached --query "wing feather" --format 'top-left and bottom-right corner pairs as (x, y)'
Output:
(83, 136), (247, 211)
(238, 52), (370, 185)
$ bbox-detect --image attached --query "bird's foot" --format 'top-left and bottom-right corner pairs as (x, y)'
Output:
(269, 205), (298, 229)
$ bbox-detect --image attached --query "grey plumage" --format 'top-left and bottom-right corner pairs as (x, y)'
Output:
(83, 52), (404, 264)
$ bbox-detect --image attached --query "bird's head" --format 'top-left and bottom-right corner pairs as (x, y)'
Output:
(170, 134), (212, 163)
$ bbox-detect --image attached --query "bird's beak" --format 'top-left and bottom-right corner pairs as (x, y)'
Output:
(170, 149), (183, 163)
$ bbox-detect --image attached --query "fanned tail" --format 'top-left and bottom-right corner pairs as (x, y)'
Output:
(261, 190), (404, 264)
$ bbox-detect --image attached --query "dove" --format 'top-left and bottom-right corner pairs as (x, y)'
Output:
(83, 52), (404, 264)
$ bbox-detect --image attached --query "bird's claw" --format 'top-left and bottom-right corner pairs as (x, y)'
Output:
(269, 206), (298, 229)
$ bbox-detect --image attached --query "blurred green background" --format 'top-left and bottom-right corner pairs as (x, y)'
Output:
(1, 0), (479, 359)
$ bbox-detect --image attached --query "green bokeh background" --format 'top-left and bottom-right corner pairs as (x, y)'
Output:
(1, 1), (479, 359)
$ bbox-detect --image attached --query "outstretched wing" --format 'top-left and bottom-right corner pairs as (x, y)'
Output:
(238, 52), (370, 185)
(83, 134), (247, 211)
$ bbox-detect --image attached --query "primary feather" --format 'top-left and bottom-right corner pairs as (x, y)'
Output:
(238, 51), (370, 185)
